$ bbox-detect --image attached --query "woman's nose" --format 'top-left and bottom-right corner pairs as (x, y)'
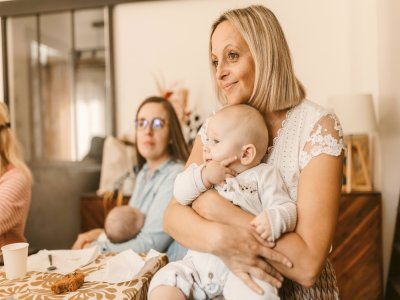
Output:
(144, 125), (153, 134)
(216, 61), (228, 80)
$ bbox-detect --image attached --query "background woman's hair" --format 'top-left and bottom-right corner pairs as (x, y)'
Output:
(209, 5), (306, 112)
(0, 102), (32, 182)
(134, 96), (189, 170)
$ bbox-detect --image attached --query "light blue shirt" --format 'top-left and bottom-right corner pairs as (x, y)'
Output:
(96, 159), (187, 260)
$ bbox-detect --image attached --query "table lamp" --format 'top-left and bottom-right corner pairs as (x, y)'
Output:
(327, 94), (378, 193)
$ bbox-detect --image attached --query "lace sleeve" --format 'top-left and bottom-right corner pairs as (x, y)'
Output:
(299, 114), (344, 170)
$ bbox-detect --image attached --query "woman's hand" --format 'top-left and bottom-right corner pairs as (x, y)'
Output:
(72, 228), (103, 249)
(214, 223), (292, 293)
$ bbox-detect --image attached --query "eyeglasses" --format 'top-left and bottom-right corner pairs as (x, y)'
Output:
(134, 117), (166, 131)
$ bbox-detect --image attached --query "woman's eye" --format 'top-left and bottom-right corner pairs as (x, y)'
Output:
(228, 52), (239, 61)
(213, 139), (220, 144)
(212, 60), (218, 67)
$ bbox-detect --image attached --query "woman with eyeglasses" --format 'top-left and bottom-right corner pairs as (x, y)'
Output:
(72, 96), (189, 261)
(0, 102), (32, 250)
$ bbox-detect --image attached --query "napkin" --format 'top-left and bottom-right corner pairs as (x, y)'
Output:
(86, 249), (162, 283)
(27, 246), (100, 275)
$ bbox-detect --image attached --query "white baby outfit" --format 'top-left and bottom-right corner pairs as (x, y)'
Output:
(149, 153), (296, 299)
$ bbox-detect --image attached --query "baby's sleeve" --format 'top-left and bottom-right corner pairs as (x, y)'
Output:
(299, 113), (344, 170)
(173, 163), (207, 205)
(259, 166), (297, 241)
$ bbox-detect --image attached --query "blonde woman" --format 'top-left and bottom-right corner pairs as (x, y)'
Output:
(0, 102), (32, 249)
(163, 5), (344, 299)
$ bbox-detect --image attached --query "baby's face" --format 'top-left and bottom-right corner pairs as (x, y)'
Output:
(203, 114), (242, 163)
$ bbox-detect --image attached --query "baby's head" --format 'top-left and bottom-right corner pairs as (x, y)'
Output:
(104, 206), (145, 244)
(204, 104), (269, 173)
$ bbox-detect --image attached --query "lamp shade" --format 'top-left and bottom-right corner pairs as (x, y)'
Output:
(327, 93), (378, 134)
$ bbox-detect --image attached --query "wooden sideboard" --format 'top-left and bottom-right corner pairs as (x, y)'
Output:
(385, 194), (400, 300)
(80, 192), (130, 232)
(330, 191), (383, 300)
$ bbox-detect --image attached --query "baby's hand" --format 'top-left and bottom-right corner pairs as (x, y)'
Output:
(202, 158), (237, 188)
(251, 211), (273, 241)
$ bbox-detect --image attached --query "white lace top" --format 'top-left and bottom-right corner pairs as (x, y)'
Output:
(198, 100), (344, 202)
(264, 100), (344, 201)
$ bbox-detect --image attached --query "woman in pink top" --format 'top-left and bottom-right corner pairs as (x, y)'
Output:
(0, 102), (32, 249)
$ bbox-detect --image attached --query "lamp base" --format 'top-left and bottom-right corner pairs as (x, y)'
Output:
(343, 135), (372, 193)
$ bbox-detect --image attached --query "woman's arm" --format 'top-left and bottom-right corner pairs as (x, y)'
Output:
(270, 153), (343, 287)
(192, 189), (254, 227)
(72, 228), (104, 249)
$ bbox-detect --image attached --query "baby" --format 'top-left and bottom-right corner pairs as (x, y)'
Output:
(148, 104), (296, 300)
(104, 206), (145, 244)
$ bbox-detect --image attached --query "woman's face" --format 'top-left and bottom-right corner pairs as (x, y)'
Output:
(136, 102), (170, 164)
(211, 21), (255, 105)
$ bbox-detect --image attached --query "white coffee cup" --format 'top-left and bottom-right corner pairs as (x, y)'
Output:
(1, 242), (29, 280)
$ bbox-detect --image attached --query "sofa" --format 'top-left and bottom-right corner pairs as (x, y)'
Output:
(25, 161), (101, 250)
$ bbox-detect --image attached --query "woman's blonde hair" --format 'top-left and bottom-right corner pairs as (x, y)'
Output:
(134, 96), (189, 171)
(209, 5), (306, 112)
(0, 102), (32, 182)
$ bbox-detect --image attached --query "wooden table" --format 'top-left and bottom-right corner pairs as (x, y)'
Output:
(0, 252), (167, 300)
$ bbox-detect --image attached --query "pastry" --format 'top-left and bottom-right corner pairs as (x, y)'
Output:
(51, 272), (85, 294)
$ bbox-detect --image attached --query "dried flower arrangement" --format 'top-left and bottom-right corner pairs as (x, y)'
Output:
(155, 76), (202, 149)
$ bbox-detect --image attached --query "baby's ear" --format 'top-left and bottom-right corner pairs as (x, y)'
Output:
(240, 144), (257, 165)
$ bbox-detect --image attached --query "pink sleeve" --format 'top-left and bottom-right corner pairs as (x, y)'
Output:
(0, 169), (30, 235)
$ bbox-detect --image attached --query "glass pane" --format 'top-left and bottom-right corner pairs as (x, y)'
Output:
(7, 16), (37, 161)
(74, 9), (106, 160)
(7, 9), (109, 162)
(39, 12), (73, 160)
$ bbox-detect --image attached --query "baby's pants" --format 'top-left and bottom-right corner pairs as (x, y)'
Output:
(148, 250), (280, 300)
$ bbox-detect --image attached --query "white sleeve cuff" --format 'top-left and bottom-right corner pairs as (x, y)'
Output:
(173, 163), (207, 205)
(266, 201), (297, 241)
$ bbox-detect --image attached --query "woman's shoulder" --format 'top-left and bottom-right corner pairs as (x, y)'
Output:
(2, 165), (26, 179)
(0, 165), (30, 189)
(165, 159), (185, 173)
(290, 100), (341, 129)
(295, 100), (332, 117)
